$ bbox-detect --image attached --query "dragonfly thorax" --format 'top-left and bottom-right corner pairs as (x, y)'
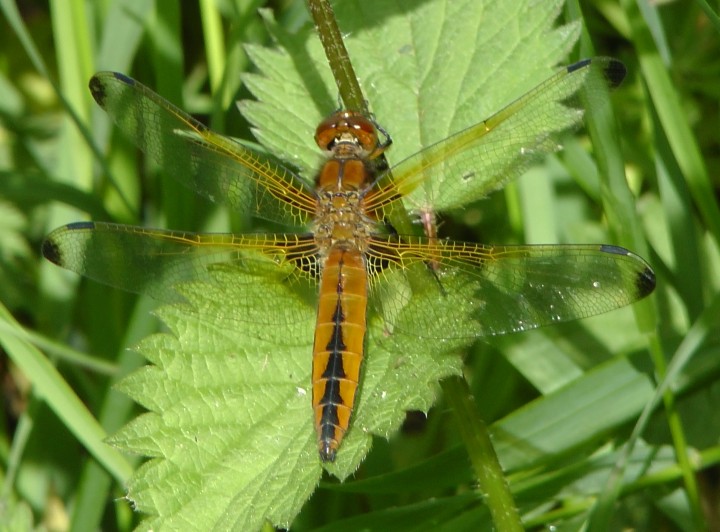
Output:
(314, 189), (375, 254)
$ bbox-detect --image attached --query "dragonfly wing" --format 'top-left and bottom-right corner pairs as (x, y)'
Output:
(365, 58), (626, 216)
(43, 221), (319, 327)
(90, 72), (317, 226)
(367, 236), (654, 339)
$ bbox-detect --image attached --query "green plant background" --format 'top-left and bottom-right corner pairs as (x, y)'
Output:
(1, 0), (719, 530)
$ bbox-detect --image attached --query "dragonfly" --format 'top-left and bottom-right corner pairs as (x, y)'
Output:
(43, 57), (655, 463)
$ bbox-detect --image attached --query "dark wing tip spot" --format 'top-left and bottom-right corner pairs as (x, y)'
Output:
(599, 244), (655, 297)
(89, 72), (134, 107)
(566, 58), (626, 89)
(41, 238), (61, 265)
(88, 77), (104, 106)
(42, 222), (94, 265)
(637, 266), (656, 297)
(603, 58), (627, 89)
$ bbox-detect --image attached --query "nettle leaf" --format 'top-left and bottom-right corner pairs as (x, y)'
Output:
(111, 0), (586, 529)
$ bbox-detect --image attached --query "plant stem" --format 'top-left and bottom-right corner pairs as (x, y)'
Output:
(442, 376), (523, 531)
(305, 0), (366, 113)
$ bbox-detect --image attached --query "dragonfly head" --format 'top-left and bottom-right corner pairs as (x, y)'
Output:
(315, 110), (380, 158)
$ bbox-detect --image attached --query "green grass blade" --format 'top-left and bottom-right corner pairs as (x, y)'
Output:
(0, 301), (133, 485)
(622, 0), (720, 245)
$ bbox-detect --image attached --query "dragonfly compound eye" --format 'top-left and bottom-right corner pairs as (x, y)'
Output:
(315, 110), (378, 154)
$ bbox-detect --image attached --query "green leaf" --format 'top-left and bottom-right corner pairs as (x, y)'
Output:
(110, 269), (320, 529)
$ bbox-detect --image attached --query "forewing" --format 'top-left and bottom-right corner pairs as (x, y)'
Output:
(42, 221), (319, 328)
(364, 58), (625, 216)
(367, 236), (655, 339)
(90, 72), (317, 226)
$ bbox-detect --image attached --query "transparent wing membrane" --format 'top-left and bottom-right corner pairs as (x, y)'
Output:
(364, 58), (626, 216)
(366, 236), (654, 339)
(43, 222), (319, 328)
(90, 72), (317, 226)
(43, 220), (654, 338)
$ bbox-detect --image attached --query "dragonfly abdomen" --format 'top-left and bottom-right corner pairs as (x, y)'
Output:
(312, 245), (368, 462)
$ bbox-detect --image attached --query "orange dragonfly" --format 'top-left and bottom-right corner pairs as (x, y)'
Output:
(43, 57), (655, 462)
